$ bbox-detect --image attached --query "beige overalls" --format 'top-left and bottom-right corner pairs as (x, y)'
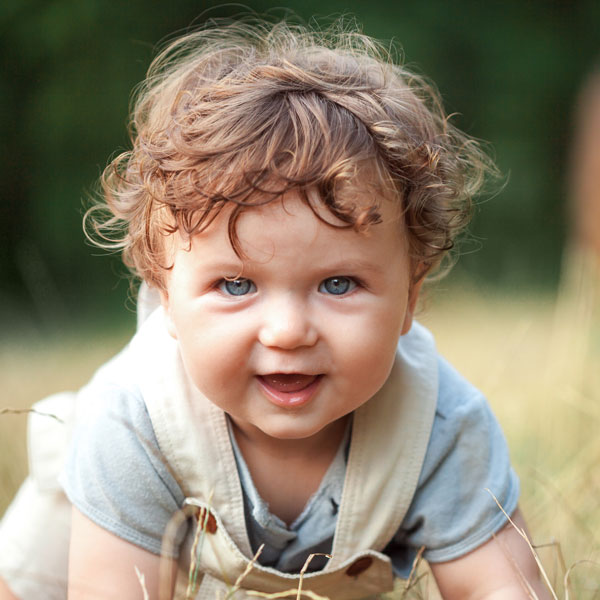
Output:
(132, 309), (439, 599)
(0, 307), (438, 600)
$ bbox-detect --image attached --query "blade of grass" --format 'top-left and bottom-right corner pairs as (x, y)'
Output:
(486, 489), (558, 600)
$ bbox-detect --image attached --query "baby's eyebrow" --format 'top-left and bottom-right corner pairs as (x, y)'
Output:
(194, 259), (245, 276)
(317, 258), (385, 274)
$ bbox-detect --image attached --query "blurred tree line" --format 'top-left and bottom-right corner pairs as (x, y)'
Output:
(1, 0), (599, 332)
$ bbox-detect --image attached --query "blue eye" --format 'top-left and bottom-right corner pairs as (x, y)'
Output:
(219, 278), (256, 296)
(319, 277), (356, 296)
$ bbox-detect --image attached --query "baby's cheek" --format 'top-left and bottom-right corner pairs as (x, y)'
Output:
(179, 340), (240, 393)
(347, 337), (397, 390)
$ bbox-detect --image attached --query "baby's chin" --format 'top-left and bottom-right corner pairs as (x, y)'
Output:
(231, 413), (348, 445)
(268, 414), (350, 444)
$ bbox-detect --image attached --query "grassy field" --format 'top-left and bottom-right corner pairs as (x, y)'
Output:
(1, 261), (599, 598)
(0, 324), (136, 512)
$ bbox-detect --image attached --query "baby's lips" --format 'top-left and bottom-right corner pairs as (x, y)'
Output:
(259, 373), (318, 393)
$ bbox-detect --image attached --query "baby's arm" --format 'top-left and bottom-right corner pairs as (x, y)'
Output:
(430, 508), (550, 599)
(63, 382), (187, 599)
(68, 508), (176, 599)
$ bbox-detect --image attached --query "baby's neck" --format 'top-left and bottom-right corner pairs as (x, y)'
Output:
(230, 416), (349, 526)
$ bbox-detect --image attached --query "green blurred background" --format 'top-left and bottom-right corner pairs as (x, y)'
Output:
(2, 0), (599, 335)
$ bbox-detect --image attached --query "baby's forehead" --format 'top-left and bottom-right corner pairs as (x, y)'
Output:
(178, 189), (407, 263)
(195, 180), (398, 231)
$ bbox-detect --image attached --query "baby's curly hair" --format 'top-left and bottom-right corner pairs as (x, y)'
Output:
(86, 16), (495, 289)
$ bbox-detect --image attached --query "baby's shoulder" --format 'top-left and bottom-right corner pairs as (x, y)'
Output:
(434, 355), (488, 421)
(423, 355), (506, 474)
(73, 337), (150, 431)
(398, 355), (519, 566)
(80, 310), (172, 402)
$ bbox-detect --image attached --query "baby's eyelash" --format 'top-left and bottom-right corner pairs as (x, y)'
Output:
(318, 276), (360, 296)
(216, 277), (256, 296)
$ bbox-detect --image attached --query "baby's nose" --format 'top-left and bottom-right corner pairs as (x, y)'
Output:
(257, 299), (318, 349)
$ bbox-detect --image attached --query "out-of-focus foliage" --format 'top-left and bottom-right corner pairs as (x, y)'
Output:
(1, 0), (599, 331)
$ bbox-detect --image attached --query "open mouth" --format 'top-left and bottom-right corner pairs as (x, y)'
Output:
(257, 373), (323, 408)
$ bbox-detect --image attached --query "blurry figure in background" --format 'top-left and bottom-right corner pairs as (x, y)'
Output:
(548, 64), (600, 385)
(570, 65), (600, 264)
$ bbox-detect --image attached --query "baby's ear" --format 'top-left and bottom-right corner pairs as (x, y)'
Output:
(159, 290), (178, 339)
(401, 276), (424, 335)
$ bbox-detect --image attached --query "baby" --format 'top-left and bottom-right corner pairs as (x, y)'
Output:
(0, 17), (549, 600)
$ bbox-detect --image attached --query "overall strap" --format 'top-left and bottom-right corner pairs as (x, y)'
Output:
(133, 309), (252, 557)
(331, 321), (438, 562)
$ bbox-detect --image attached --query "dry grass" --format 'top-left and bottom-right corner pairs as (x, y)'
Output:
(1, 249), (599, 598)
(0, 327), (134, 513)
(413, 250), (600, 599)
